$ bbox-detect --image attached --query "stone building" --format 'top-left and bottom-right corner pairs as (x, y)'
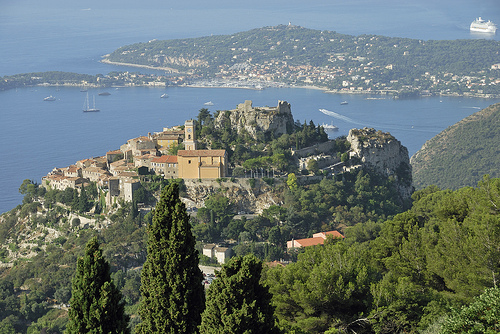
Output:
(150, 155), (178, 178)
(176, 120), (227, 179)
(177, 150), (227, 179)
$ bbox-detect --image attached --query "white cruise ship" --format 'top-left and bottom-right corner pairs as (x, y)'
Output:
(470, 17), (497, 33)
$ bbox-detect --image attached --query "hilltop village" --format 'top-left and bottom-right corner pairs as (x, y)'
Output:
(42, 100), (411, 210)
(42, 118), (228, 209)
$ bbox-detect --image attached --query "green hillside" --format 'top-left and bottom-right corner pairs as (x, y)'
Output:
(411, 102), (500, 190)
(105, 25), (500, 96)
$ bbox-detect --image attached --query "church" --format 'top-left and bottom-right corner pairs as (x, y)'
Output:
(177, 120), (228, 179)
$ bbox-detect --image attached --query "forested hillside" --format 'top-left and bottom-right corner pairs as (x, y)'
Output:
(265, 176), (500, 333)
(105, 25), (500, 96)
(2, 175), (500, 332)
(411, 102), (500, 190)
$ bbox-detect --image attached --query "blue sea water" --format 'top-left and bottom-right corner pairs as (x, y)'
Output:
(1, 0), (500, 213)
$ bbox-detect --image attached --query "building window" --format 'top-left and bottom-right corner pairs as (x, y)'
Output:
(188, 160), (191, 164)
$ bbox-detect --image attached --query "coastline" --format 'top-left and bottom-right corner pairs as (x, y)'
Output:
(100, 58), (182, 74)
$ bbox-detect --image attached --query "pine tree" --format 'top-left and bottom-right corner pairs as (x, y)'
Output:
(199, 254), (279, 334)
(66, 237), (129, 334)
(136, 183), (205, 334)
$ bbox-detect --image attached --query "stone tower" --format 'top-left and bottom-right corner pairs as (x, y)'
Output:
(184, 119), (197, 150)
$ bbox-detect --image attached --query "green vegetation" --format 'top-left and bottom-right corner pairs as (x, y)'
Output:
(136, 183), (205, 334)
(0, 71), (99, 91)
(195, 108), (329, 173)
(412, 102), (500, 190)
(66, 237), (129, 334)
(200, 255), (278, 334)
(263, 175), (500, 333)
(2, 95), (500, 332)
(440, 286), (500, 333)
(106, 25), (500, 96)
(2, 171), (500, 332)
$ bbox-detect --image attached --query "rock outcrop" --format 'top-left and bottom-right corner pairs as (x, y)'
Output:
(347, 128), (413, 200)
(182, 178), (280, 214)
(214, 100), (294, 139)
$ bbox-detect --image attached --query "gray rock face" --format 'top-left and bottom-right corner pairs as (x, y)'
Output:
(214, 100), (294, 139)
(183, 179), (279, 214)
(347, 128), (413, 200)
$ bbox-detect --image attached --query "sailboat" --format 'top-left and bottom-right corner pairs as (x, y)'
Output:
(83, 92), (99, 112)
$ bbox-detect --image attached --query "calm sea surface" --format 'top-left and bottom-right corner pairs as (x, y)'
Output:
(1, 0), (500, 213)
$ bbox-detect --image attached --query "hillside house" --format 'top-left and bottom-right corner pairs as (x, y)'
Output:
(42, 174), (86, 191)
(154, 131), (183, 154)
(150, 155), (178, 178)
(107, 176), (141, 206)
(106, 150), (123, 163)
(82, 166), (112, 183)
(120, 135), (157, 159)
(203, 244), (233, 264)
(287, 230), (344, 249)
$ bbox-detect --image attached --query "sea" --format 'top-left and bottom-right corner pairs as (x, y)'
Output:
(1, 0), (500, 214)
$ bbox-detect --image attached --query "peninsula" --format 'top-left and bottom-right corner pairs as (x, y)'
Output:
(104, 24), (500, 98)
(2, 25), (499, 98)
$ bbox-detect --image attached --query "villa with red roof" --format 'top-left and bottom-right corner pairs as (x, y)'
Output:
(287, 230), (344, 249)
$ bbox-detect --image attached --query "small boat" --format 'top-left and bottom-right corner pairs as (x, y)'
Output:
(340, 101), (348, 105)
(204, 101), (214, 106)
(98, 92), (111, 96)
(83, 93), (99, 112)
(44, 96), (56, 101)
(320, 123), (339, 132)
(160, 93), (169, 98)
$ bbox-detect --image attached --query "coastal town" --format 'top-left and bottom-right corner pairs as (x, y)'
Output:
(100, 59), (500, 99)
(3, 25), (500, 98)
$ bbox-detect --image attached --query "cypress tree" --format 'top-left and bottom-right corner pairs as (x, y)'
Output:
(199, 254), (279, 334)
(66, 237), (129, 334)
(136, 183), (205, 334)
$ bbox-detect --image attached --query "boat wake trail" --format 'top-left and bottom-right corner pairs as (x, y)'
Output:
(319, 109), (364, 126)
(319, 108), (439, 134)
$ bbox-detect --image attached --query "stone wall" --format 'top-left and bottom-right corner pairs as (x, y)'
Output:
(291, 140), (337, 158)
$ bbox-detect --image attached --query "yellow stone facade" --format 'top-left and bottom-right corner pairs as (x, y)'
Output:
(177, 150), (227, 179)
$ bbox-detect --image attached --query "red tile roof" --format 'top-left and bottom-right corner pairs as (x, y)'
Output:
(295, 237), (326, 247)
(319, 231), (345, 239)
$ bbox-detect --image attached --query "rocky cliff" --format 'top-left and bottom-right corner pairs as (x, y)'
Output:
(214, 100), (294, 139)
(347, 128), (413, 200)
(182, 178), (281, 214)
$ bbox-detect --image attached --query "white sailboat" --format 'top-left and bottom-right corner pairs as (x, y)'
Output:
(83, 92), (99, 112)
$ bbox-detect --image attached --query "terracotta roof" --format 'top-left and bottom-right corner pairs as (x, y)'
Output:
(130, 136), (151, 142)
(152, 155), (178, 163)
(295, 237), (326, 247)
(319, 231), (345, 239)
(177, 149), (226, 157)
(107, 150), (122, 155)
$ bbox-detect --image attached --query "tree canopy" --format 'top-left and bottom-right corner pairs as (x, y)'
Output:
(200, 254), (278, 334)
(66, 237), (129, 334)
(136, 183), (205, 334)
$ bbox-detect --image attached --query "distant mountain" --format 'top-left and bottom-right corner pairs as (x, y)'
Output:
(411, 103), (500, 190)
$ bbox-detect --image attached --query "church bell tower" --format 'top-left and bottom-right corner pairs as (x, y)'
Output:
(184, 120), (197, 150)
